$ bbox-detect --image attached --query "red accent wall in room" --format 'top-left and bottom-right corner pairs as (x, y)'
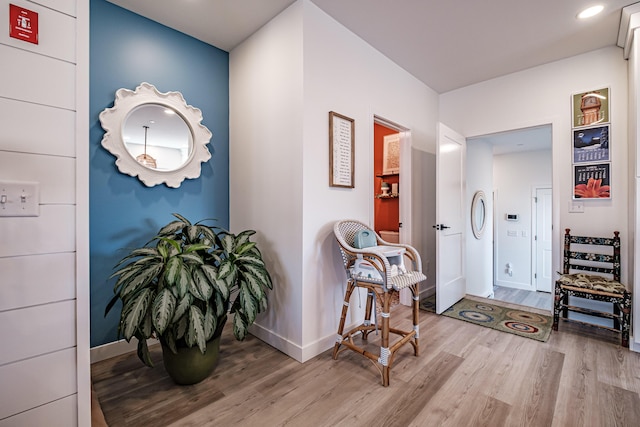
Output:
(374, 123), (399, 234)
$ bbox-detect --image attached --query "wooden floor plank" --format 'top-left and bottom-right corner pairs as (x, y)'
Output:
(93, 304), (640, 427)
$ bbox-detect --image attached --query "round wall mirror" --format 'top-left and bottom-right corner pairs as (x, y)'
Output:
(471, 190), (487, 239)
(100, 82), (212, 188)
(123, 104), (193, 172)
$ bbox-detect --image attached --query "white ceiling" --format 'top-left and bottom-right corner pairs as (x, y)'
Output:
(107, 0), (638, 94)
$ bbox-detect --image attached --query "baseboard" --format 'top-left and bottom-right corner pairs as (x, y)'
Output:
(249, 320), (360, 363)
(90, 338), (159, 364)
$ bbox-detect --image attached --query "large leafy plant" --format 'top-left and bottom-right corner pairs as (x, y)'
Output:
(105, 214), (273, 366)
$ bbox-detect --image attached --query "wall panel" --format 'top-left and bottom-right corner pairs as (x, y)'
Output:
(0, 253), (75, 311)
(0, 45), (74, 109)
(0, 98), (75, 157)
(0, 348), (76, 420)
(0, 205), (75, 258)
(0, 0), (76, 62)
(0, 301), (75, 365)
(33, 0), (76, 16)
(0, 152), (75, 204)
(0, 395), (76, 427)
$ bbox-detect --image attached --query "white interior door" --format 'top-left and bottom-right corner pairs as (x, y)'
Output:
(436, 123), (466, 313)
(535, 188), (553, 293)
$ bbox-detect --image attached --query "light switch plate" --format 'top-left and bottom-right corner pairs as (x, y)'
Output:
(568, 200), (584, 213)
(0, 181), (39, 217)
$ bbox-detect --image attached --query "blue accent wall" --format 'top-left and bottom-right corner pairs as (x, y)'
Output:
(90, 0), (229, 347)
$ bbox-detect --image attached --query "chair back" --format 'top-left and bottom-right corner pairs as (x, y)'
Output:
(334, 219), (377, 270)
(562, 228), (620, 281)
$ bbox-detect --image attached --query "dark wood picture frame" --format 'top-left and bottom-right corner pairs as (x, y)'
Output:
(329, 111), (355, 188)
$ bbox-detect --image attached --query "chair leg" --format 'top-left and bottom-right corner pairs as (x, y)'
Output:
(621, 292), (631, 348)
(380, 291), (391, 387)
(553, 281), (562, 331)
(333, 280), (356, 360)
(361, 290), (376, 340)
(412, 283), (420, 357)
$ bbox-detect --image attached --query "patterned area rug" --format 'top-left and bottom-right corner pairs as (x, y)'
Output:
(420, 296), (552, 342)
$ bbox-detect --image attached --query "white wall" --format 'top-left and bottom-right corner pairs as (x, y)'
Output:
(230, 0), (439, 362)
(441, 47), (629, 287)
(0, 0), (89, 424)
(466, 140), (493, 297)
(493, 150), (552, 290)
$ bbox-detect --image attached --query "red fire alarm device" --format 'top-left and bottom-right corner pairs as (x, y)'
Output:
(9, 4), (39, 45)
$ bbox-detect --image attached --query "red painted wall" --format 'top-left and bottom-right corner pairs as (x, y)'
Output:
(374, 123), (399, 234)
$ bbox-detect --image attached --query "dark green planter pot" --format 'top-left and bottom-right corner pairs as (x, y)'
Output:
(161, 336), (221, 385)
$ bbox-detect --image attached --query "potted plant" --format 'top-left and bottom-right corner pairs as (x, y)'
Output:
(105, 213), (273, 384)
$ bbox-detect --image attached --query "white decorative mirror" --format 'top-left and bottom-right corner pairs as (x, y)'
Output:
(99, 82), (212, 188)
(471, 190), (487, 239)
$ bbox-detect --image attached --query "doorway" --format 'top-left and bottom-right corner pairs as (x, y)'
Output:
(467, 124), (553, 312)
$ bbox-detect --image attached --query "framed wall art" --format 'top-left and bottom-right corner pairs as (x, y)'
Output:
(382, 133), (400, 175)
(573, 163), (611, 199)
(573, 124), (609, 164)
(572, 87), (609, 128)
(329, 111), (355, 188)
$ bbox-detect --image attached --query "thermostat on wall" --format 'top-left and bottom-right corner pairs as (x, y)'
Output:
(506, 214), (519, 221)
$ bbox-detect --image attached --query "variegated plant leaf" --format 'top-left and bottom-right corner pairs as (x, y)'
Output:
(171, 293), (192, 323)
(193, 268), (213, 300)
(239, 284), (257, 324)
(233, 312), (248, 341)
(240, 263), (272, 290)
(171, 213), (192, 225)
(241, 272), (266, 301)
(186, 225), (200, 242)
(152, 288), (176, 334)
(120, 263), (163, 298)
(235, 241), (256, 255)
(158, 220), (187, 236)
(121, 288), (154, 340)
(137, 337), (153, 367)
(220, 233), (235, 253)
(175, 313), (188, 340)
(203, 304), (217, 341)
(186, 306), (207, 353)
(164, 256), (182, 286)
(234, 229), (256, 246)
(180, 252), (205, 265)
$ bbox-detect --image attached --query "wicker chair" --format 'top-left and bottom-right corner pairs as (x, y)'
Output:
(552, 228), (632, 346)
(333, 219), (426, 386)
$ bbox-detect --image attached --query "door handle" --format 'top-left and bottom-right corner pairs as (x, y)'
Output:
(432, 224), (451, 230)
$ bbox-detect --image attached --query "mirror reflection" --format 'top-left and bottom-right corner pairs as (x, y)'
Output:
(123, 104), (193, 171)
(471, 190), (487, 239)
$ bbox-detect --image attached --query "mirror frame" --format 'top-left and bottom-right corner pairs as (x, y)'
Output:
(99, 82), (212, 188)
(471, 190), (487, 239)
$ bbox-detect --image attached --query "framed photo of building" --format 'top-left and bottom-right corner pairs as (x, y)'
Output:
(329, 111), (355, 188)
(573, 124), (609, 163)
(572, 87), (609, 128)
(573, 163), (611, 199)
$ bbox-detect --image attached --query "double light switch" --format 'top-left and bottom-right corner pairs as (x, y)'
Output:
(0, 181), (40, 217)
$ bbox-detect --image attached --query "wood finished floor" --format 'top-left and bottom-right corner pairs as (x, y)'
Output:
(92, 303), (640, 427)
(492, 285), (553, 311)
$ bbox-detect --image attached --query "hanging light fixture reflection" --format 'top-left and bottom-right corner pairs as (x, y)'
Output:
(136, 125), (157, 168)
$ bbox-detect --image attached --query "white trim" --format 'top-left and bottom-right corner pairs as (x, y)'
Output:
(76, 0), (91, 425)
(90, 338), (160, 364)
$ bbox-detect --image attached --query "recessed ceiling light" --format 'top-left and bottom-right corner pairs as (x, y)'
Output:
(578, 5), (604, 19)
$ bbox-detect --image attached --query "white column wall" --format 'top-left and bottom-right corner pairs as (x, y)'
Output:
(230, 0), (439, 362)
(465, 140), (493, 298)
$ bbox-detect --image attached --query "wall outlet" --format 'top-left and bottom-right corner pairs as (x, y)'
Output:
(0, 181), (39, 217)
